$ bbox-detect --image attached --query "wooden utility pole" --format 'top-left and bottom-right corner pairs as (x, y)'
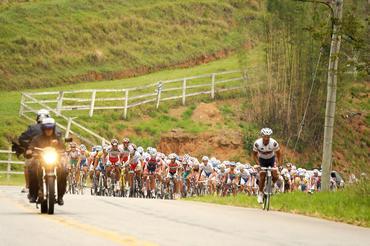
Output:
(321, 0), (343, 191)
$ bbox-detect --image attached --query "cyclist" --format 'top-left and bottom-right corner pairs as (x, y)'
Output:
(253, 128), (282, 204)
(165, 153), (181, 198)
(119, 138), (131, 163)
(106, 139), (122, 185)
(143, 148), (162, 197)
(215, 164), (227, 196)
(224, 162), (239, 196)
(77, 144), (90, 186)
(126, 145), (142, 197)
(198, 156), (214, 194)
(238, 165), (250, 194)
(181, 154), (193, 196)
(67, 142), (80, 189)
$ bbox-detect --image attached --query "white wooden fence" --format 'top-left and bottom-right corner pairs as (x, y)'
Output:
(0, 149), (24, 179)
(20, 70), (247, 119)
(19, 69), (248, 147)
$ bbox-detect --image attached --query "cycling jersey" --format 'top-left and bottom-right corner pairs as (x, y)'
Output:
(146, 156), (160, 173)
(119, 145), (130, 162)
(108, 148), (121, 165)
(200, 163), (213, 176)
(253, 137), (280, 159)
(167, 160), (179, 174)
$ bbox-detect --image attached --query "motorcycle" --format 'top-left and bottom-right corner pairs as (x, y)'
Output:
(33, 146), (62, 214)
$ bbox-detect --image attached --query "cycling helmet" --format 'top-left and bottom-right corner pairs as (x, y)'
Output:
(95, 145), (102, 152)
(123, 138), (130, 143)
(149, 148), (157, 157)
(313, 169), (319, 175)
(137, 146), (144, 155)
(69, 142), (77, 148)
(168, 153), (177, 160)
(202, 156), (209, 162)
(41, 117), (56, 130)
(80, 144), (87, 151)
(111, 139), (119, 146)
(260, 128), (273, 136)
(146, 147), (153, 153)
(219, 164), (226, 171)
(128, 145), (135, 154)
(36, 109), (50, 123)
(230, 162), (236, 167)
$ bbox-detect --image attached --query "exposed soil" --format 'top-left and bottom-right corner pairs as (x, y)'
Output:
(157, 129), (247, 161)
(168, 106), (187, 119)
(191, 102), (223, 125)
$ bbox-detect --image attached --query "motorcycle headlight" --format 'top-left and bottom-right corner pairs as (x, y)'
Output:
(43, 147), (58, 165)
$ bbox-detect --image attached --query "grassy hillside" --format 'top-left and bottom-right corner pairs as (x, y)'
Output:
(0, 0), (260, 90)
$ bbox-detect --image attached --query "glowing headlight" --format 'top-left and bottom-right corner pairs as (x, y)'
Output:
(43, 148), (58, 165)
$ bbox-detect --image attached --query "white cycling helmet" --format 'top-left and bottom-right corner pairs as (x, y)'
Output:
(137, 146), (144, 154)
(260, 128), (273, 136)
(202, 156), (209, 162)
(168, 153), (177, 160)
(149, 148), (157, 157)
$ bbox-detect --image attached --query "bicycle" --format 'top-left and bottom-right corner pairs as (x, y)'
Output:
(260, 167), (278, 211)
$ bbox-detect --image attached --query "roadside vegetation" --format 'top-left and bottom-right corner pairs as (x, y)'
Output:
(0, 0), (260, 90)
(186, 180), (370, 227)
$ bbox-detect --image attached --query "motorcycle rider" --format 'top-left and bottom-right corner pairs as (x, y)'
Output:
(25, 118), (67, 205)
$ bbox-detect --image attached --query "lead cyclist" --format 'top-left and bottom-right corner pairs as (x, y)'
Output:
(252, 128), (282, 204)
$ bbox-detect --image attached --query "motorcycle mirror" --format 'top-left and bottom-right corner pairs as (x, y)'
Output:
(65, 137), (73, 143)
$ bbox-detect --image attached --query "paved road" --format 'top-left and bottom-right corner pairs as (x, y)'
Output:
(0, 186), (369, 246)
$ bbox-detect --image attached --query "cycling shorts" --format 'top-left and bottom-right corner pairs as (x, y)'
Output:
(259, 156), (275, 168)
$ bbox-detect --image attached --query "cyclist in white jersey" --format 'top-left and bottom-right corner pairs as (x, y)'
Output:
(253, 128), (282, 204)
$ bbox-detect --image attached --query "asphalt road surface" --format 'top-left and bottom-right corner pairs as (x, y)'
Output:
(0, 186), (369, 246)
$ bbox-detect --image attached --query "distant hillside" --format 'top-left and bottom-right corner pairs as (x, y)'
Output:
(0, 0), (260, 90)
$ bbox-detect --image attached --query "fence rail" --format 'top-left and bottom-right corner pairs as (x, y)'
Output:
(0, 149), (24, 178)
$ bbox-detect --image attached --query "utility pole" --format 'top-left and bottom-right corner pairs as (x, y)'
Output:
(296, 0), (343, 191)
(321, 0), (343, 191)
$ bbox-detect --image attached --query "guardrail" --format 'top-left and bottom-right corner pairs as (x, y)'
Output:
(20, 70), (247, 119)
(0, 149), (24, 179)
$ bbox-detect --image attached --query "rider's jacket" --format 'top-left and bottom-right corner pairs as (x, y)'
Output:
(253, 138), (280, 159)
(167, 160), (179, 174)
(200, 163), (213, 174)
(119, 145), (130, 162)
(108, 147), (121, 164)
(146, 156), (160, 172)
(20, 124), (62, 150)
(28, 132), (64, 152)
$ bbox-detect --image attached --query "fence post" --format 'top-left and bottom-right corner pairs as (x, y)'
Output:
(182, 79), (187, 105)
(19, 93), (25, 116)
(156, 82), (162, 109)
(7, 147), (12, 180)
(89, 90), (96, 117)
(56, 91), (65, 116)
(124, 90), (129, 119)
(65, 117), (72, 138)
(211, 73), (216, 99)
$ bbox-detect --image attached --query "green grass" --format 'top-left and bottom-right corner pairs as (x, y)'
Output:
(0, 174), (24, 186)
(186, 181), (370, 227)
(0, 0), (260, 90)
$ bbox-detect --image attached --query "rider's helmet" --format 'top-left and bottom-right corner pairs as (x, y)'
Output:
(245, 163), (251, 169)
(36, 109), (50, 123)
(122, 138), (130, 144)
(137, 146), (144, 155)
(260, 128), (273, 136)
(168, 153), (177, 161)
(149, 148), (157, 157)
(229, 162), (236, 167)
(69, 142), (77, 148)
(183, 154), (190, 162)
(128, 144), (135, 154)
(41, 117), (56, 131)
(202, 156), (209, 162)
(219, 164), (226, 171)
(95, 145), (103, 152)
(313, 169), (319, 175)
(111, 139), (119, 146)
(80, 144), (87, 151)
